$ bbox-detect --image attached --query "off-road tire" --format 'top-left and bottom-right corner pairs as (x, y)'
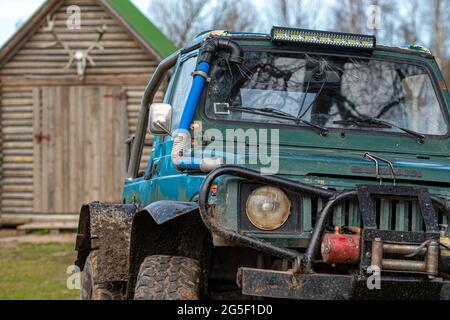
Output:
(134, 255), (201, 300)
(441, 284), (450, 300)
(80, 251), (127, 300)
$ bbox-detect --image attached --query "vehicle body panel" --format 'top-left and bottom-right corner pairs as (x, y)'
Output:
(103, 31), (450, 299)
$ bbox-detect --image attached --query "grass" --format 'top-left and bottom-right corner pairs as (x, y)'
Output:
(0, 243), (80, 300)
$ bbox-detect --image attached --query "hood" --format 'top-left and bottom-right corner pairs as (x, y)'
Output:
(274, 146), (450, 183)
(203, 144), (450, 196)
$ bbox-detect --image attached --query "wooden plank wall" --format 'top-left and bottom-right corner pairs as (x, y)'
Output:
(124, 85), (165, 172)
(0, 86), (2, 225)
(0, 86), (164, 217)
(33, 86), (128, 214)
(0, 0), (168, 218)
(0, 86), (34, 216)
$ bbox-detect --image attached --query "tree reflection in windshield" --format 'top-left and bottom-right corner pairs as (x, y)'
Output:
(205, 50), (447, 136)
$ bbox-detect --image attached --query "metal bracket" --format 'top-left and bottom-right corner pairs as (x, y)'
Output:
(364, 152), (397, 185)
(356, 185), (440, 279)
(356, 185), (439, 232)
(103, 92), (128, 100)
(34, 132), (51, 143)
(191, 70), (211, 82)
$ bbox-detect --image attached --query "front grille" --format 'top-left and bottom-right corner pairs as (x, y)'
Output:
(302, 196), (448, 232)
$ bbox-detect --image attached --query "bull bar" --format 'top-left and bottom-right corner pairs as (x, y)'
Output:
(198, 165), (450, 299)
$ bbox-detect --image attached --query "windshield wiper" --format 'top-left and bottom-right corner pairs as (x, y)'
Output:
(334, 117), (425, 143)
(333, 118), (391, 128)
(228, 106), (329, 136)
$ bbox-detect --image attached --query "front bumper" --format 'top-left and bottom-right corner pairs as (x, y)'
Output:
(238, 267), (449, 300)
(198, 166), (450, 299)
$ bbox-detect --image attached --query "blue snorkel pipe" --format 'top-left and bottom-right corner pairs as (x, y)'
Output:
(178, 61), (211, 131)
(172, 38), (244, 171)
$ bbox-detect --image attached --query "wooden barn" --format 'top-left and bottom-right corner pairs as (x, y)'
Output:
(0, 0), (177, 226)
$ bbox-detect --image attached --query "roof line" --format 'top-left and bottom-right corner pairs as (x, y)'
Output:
(104, 0), (178, 59)
(0, 0), (61, 68)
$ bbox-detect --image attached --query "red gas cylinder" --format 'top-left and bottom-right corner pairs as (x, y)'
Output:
(321, 233), (361, 265)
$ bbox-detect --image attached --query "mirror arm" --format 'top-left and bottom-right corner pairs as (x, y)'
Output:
(127, 51), (179, 179)
(154, 120), (172, 136)
(125, 135), (135, 171)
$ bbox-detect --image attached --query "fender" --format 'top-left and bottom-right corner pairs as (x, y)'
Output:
(75, 200), (200, 283)
(75, 202), (137, 283)
(141, 200), (199, 224)
(126, 202), (209, 299)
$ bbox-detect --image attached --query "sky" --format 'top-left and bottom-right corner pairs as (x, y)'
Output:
(0, 0), (303, 48)
(0, 0), (152, 47)
(0, 0), (418, 50)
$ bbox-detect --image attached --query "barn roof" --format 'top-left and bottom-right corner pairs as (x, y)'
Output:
(105, 0), (178, 58)
(0, 0), (178, 67)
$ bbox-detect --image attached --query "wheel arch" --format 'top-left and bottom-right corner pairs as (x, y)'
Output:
(126, 202), (212, 299)
(74, 200), (211, 299)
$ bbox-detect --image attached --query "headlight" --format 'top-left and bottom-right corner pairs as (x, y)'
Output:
(245, 186), (291, 231)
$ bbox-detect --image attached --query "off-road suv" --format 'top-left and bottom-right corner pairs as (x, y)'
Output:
(76, 27), (450, 300)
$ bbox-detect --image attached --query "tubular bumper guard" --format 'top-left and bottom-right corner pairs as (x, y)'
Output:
(198, 166), (450, 299)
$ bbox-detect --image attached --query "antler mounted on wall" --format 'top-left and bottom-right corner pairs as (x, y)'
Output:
(43, 15), (107, 80)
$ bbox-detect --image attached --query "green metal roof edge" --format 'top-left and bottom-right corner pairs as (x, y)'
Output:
(106, 0), (178, 58)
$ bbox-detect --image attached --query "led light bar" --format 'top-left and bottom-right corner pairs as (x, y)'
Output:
(271, 27), (376, 50)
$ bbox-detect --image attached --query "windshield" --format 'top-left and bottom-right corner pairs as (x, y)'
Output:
(204, 50), (448, 136)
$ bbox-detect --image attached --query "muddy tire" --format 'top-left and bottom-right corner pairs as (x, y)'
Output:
(441, 284), (450, 300)
(80, 251), (127, 300)
(134, 255), (201, 300)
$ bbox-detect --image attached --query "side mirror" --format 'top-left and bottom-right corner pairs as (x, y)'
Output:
(148, 103), (172, 135)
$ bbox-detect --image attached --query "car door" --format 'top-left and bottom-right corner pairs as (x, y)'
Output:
(123, 53), (198, 207)
(147, 54), (199, 203)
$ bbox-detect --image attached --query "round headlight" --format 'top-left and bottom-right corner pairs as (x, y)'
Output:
(245, 186), (291, 231)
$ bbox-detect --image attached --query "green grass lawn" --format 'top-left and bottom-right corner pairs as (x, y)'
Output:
(0, 243), (80, 300)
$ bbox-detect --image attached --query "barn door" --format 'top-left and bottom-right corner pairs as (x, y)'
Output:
(33, 86), (128, 215)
